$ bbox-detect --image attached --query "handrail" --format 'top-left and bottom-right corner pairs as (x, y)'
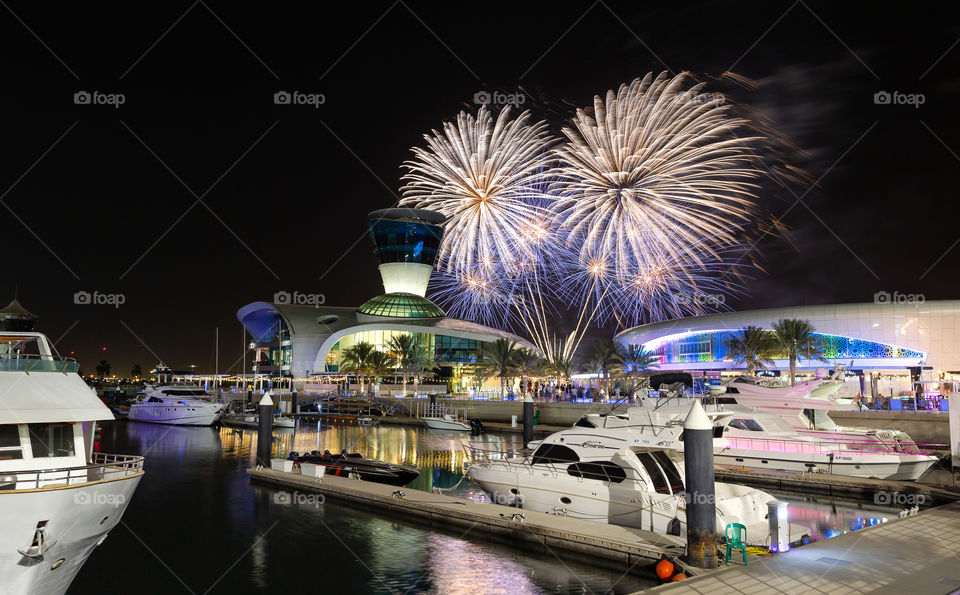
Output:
(722, 435), (937, 457)
(0, 453), (144, 491)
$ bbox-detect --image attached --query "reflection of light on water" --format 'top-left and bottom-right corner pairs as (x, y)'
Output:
(776, 494), (896, 543)
(421, 533), (539, 595)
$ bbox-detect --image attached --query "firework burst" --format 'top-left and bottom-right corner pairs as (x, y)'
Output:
(399, 105), (557, 275)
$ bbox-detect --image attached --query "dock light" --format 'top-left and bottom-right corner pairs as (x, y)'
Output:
(768, 500), (790, 553)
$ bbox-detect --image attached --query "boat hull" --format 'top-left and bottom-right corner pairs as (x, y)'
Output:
(0, 474), (143, 595)
(421, 418), (471, 431)
(128, 403), (224, 426)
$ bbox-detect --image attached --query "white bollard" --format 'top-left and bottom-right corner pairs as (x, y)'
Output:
(768, 500), (790, 553)
(511, 415), (518, 428)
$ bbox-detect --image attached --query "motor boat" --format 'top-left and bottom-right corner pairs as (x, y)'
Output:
(421, 414), (472, 431)
(273, 415), (295, 429)
(466, 440), (808, 545)
(128, 385), (226, 426)
(288, 450), (420, 486)
(575, 398), (938, 481)
(0, 332), (145, 594)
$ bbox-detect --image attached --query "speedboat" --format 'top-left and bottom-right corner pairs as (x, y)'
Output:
(288, 450), (420, 486)
(466, 440), (808, 545)
(128, 385), (225, 426)
(421, 414), (472, 431)
(0, 332), (145, 594)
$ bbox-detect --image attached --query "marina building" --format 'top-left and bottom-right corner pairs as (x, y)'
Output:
(236, 208), (532, 392)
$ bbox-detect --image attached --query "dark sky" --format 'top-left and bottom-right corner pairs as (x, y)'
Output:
(3, 1), (958, 374)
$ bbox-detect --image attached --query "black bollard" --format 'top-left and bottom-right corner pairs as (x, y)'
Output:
(256, 393), (274, 467)
(683, 399), (718, 568)
(522, 395), (534, 447)
(247, 390), (253, 408)
(291, 391), (298, 416)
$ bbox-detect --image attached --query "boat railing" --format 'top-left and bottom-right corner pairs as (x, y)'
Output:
(0, 353), (79, 374)
(0, 453), (144, 491)
(722, 435), (938, 457)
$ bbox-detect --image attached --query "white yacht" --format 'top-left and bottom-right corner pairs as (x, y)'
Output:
(128, 385), (225, 426)
(421, 414), (472, 431)
(0, 332), (144, 594)
(574, 399), (938, 481)
(466, 440), (807, 545)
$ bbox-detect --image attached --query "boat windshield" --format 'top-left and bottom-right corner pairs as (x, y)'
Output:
(0, 335), (78, 373)
(635, 452), (671, 494)
(650, 450), (685, 493)
(728, 418), (765, 432)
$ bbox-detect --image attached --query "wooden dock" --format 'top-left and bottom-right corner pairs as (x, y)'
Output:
(247, 466), (694, 578)
(645, 500), (960, 594)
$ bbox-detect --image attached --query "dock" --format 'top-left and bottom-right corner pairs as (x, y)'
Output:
(714, 465), (960, 505)
(247, 466), (694, 578)
(645, 500), (960, 594)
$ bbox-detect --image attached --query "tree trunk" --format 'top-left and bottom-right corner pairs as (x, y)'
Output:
(789, 358), (796, 386)
(747, 362), (755, 377)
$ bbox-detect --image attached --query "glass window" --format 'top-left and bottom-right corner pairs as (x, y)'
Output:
(531, 444), (580, 465)
(566, 462), (627, 483)
(729, 418), (764, 432)
(0, 425), (22, 460)
(636, 452), (670, 494)
(162, 389), (208, 396)
(651, 451), (685, 493)
(28, 423), (76, 458)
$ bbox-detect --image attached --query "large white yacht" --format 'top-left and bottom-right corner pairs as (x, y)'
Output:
(128, 384), (225, 426)
(466, 440), (808, 545)
(571, 399), (938, 481)
(0, 332), (144, 594)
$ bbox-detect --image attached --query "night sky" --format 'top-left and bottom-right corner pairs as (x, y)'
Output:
(3, 1), (958, 375)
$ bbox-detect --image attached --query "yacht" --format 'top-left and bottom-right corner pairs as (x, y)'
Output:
(421, 413), (472, 431)
(128, 385), (225, 426)
(0, 332), (144, 594)
(466, 439), (808, 545)
(574, 399), (938, 481)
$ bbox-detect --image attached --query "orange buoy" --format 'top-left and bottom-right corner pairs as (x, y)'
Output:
(672, 573), (687, 581)
(656, 560), (674, 580)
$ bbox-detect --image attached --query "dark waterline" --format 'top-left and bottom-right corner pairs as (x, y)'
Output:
(71, 421), (656, 594)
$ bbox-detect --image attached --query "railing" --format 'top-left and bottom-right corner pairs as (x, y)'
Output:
(0, 453), (144, 491)
(723, 436), (938, 457)
(0, 354), (79, 374)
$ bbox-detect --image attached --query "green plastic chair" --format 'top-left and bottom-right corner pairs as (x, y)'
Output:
(725, 523), (747, 566)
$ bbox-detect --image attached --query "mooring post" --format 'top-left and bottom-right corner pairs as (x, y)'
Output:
(523, 395), (534, 446)
(291, 391), (298, 416)
(683, 399), (718, 568)
(257, 393), (274, 467)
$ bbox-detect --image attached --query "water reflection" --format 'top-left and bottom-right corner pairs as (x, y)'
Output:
(73, 421), (651, 594)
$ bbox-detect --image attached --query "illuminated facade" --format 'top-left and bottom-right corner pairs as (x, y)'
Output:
(237, 209), (534, 391)
(614, 301), (960, 373)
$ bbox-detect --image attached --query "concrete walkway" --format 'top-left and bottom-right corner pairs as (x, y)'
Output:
(646, 501), (960, 594)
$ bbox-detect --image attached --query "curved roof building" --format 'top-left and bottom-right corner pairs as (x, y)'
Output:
(237, 208), (534, 385)
(614, 300), (960, 373)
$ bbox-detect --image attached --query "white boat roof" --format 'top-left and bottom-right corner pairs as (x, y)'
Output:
(0, 332), (113, 423)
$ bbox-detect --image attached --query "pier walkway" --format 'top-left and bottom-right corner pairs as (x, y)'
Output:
(248, 466), (690, 577)
(646, 500), (960, 594)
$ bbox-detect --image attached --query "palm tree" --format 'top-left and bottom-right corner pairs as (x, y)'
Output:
(95, 359), (111, 379)
(617, 344), (658, 397)
(513, 348), (543, 399)
(772, 318), (825, 386)
(544, 357), (573, 398)
(408, 342), (439, 394)
(477, 338), (519, 399)
(388, 334), (418, 395)
(728, 326), (779, 377)
(341, 341), (375, 395)
(588, 340), (622, 399)
(130, 363), (143, 380)
(367, 350), (397, 387)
